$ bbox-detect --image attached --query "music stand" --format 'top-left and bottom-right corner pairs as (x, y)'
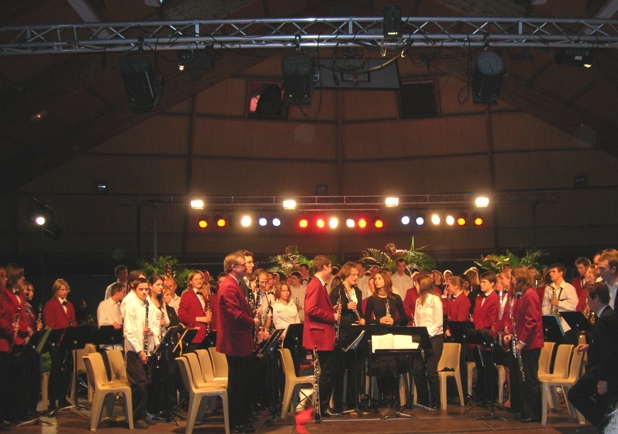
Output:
(447, 321), (475, 345)
(464, 329), (507, 421)
(173, 328), (198, 354)
(283, 323), (304, 375)
(257, 329), (284, 426)
(560, 312), (592, 337)
(542, 314), (565, 342)
(45, 328), (66, 417)
(342, 328), (370, 417)
(96, 325), (123, 349)
(153, 326), (180, 425)
(66, 325), (97, 417)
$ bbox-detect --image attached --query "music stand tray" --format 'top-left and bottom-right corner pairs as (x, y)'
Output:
(560, 312), (592, 334)
(30, 327), (53, 354)
(542, 314), (565, 342)
(173, 328), (198, 353)
(257, 329), (284, 358)
(447, 321), (475, 344)
(96, 325), (124, 348)
(282, 323), (304, 375)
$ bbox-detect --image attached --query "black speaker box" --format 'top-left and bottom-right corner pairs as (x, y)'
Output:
(121, 56), (161, 111)
(472, 52), (505, 104)
(282, 53), (313, 105)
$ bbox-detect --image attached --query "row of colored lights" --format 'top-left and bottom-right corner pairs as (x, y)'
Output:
(196, 212), (484, 229)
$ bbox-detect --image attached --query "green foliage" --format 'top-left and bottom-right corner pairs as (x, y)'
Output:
(135, 255), (192, 286)
(268, 245), (338, 276)
(359, 237), (436, 272)
(474, 249), (546, 273)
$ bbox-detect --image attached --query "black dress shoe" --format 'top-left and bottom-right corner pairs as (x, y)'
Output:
(230, 424), (255, 433)
(241, 424), (255, 433)
(519, 416), (540, 423)
(323, 408), (343, 417)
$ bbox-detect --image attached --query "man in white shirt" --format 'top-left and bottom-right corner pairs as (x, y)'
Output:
(97, 282), (126, 351)
(391, 258), (413, 297)
(164, 276), (181, 313)
(597, 250), (618, 310)
(121, 278), (154, 429)
(104, 265), (128, 299)
(289, 271), (306, 322)
(542, 263), (578, 343)
(355, 261), (370, 300)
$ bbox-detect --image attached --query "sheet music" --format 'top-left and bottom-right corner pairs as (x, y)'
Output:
(372, 333), (419, 352)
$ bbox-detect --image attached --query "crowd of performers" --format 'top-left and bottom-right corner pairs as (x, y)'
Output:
(0, 247), (617, 432)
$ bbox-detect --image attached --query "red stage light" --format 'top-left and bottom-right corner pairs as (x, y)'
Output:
(358, 218), (367, 228)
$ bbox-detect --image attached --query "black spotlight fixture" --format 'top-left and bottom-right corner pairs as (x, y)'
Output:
(471, 51), (505, 104)
(121, 54), (161, 111)
(177, 47), (217, 71)
(282, 53), (314, 105)
(383, 5), (402, 38)
(555, 48), (593, 68)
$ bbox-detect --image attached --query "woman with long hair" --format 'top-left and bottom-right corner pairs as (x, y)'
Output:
(272, 282), (300, 337)
(412, 275), (444, 409)
(147, 273), (171, 418)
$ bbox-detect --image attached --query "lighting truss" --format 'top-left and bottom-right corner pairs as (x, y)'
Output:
(1, 17), (618, 56)
(135, 192), (559, 212)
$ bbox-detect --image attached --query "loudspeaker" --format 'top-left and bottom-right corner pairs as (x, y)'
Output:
(383, 5), (402, 37)
(472, 52), (505, 104)
(121, 55), (161, 111)
(282, 53), (313, 105)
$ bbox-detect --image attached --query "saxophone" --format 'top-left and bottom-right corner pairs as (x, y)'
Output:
(551, 286), (560, 316)
(312, 346), (321, 423)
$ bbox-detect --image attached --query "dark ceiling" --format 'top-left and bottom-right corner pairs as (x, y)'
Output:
(1, 0), (617, 196)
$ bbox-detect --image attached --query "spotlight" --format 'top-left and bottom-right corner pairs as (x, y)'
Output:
(383, 5), (402, 37)
(415, 215), (425, 226)
(346, 218), (355, 228)
(190, 199), (205, 210)
(30, 110), (48, 123)
(121, 55), (161, 111)
(272, 217), (281, 227)
(240, 215), (252, 227)
(472, 52), (505, 104)
(555, 48), (593, 68)
(445, 215), (455, 226)
(215, 216), (227, 228)
(197, 216), (208, 229)
(299, 218), (309, 228)
(457, 213), (467, 226)
(385, 197), (399, 208)
(373, 217), (384, 229)
(35, 216), (46, 226)
(475, 196), (490, 208)
(473, 214), (484, 226)
(329, 217), (339, 229)
(258, 217), (268, 227)
(316, 218), (326, 228)
(401, 215), (411, 225)
(431, 214), (441, 225)
(177, 47), (216, 71)
(95, 182), (108, 195)
(283, 199), (297, 210)
(358, 218), (368, 229)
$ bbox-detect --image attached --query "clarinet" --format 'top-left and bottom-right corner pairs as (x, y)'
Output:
(144, 299), (150, 354)
(511, 294), (525, 381)
(11, 300), (22, 351)
(37, 304), (44, 330)
(346, 285), (362, 321)
(254, 292), (262, 343)
(385, 297), (392, 319)
(312, 346), (321, 423)
(205, 291), (212, 334)
(334, 293), (342, 343)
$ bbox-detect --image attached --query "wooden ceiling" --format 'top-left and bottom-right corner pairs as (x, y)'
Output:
(1, 0), (617, 196)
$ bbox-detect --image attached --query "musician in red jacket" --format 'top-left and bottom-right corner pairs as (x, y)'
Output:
(504, 265), (544, 422)
(43, 278), (77, 410)
(178, 270), (212, 350)
(217, 251), (265, 434)
(303, 255), (340, 417)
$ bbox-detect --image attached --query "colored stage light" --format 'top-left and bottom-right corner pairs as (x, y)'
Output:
(373, 217), (384, 229)
(299, 219), (309, 228)
(258, 217), (268, 227)
(316, 218), (326, 228)
(473, 214), (484, 226)
(358, 218), (367, 228)
(457, 213), (467, 226)
(215, 216), (227, 228)
(197, 216), (208, 229)
(272, 218), (281, 227)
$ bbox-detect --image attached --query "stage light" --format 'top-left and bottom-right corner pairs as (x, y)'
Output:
(385, 197), (399, 208)
(283, 199), (297, 210)
(431, 214), (441, 225)
(215, 216), (227, 228)
(346, 218), (355, 228)
(555, 48), (593, 68)
(415, 215), (425, 226)
(316, 218), (326, 228)
(373, 217), (384, 229)
(457, 213), (467, 226)
(272, 218), (281, 227)
(329, 217), (339, 229)
(473, 214), (485, 226)
(35, 216), (46, 226)
(358, 218), (368, 229)
(282, 53), (314, 104)
(197, 216), (208, 229)
(299, 218), (309, 228)
(190, 199), (205, 210)
(446, 215), (455, 226)
(472, 52), (505, 104)
(475, 196), (490, 208)
(401, 215), (411, 225)
(240, 215), (252, 227)
(121, 55), (161, 111)
(383, 5), (402, 37)
(258, 217), (268, 227)
(177, 47), (216, 71)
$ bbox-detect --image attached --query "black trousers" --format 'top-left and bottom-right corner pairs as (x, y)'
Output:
(516, 348), (542, 420)
(568, 366), (618, 428)
(226, 354), (252, 426)
(126, 351), (151, 422)
(49, 346), (72, 408)
(316, 350), (337, 413)
(413, 335), (444, 408)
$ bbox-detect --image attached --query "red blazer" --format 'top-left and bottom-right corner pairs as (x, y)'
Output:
(178, 289), (208, 344)
(447, 292), (471, 322)
(216, 275), (255, 357)
(0, 288), (21, 352)
(303, 277), (336, 351)
(43, 298), (77, 329)
(472, 291), (499, 330)
(572, 276), (583, 297)
(403, 288), (418, 326)
(513, 288), (544, 351)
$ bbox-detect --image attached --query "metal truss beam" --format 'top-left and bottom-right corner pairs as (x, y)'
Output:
(1, 17), (618, 56)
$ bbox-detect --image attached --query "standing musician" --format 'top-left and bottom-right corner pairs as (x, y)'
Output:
(43, 278), (77, 411)
(303, 255), (341, 418)
(22, 281), (44, 419)
(146, 274), (170, 417)
(122, 277), (155, 429)
(97, 282), (126, 351)
(217, 251), (267, 434)
(329, 262), (365, 413)
(0, 265), (14, 430)
(178, 270), (212, 352)
(504, 265), (544, 423)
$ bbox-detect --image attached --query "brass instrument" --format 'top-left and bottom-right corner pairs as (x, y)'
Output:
(312, 346), (321, 423)
(334, 293), (342, 343)
(551, 285), (561, 316)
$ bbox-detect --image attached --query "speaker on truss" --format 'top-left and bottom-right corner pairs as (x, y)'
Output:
(121, 55), (161, 111)
(471, 51), (505, 104)
(282, 53), (313, 105)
